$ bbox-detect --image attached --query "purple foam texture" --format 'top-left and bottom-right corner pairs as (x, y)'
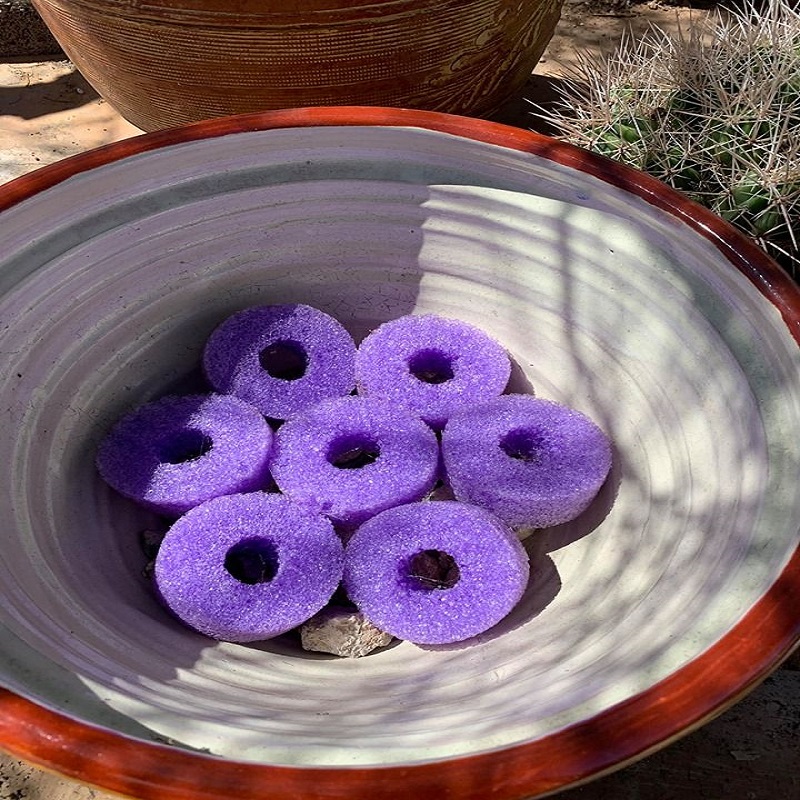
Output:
(203, 304), (357, 420)
(441, 394), (612, 529)
(343, 501), (530, 644)
(269, 395), (440, 527)
(154, 492), (344, 642)
(355, 314), (512, 429)
(96, 393), (273, 517)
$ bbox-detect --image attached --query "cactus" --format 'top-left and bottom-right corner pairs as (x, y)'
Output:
(537, 0), (800, 275)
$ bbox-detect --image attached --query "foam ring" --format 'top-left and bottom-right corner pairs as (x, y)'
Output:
(96, 393), (273, 517)
(269, 395), (440, 527)
(441, 394), (612, 529)
(202, 304), (357, 421)
(355, 314), (512, 429)
(153, 492), (344, 642)
(343, 501), (530, 645)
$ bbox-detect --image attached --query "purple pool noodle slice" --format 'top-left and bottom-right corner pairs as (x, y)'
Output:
(355, 314), (512, 429)
(203, 304), (357, 420)
(269, 395), (439, 527)
(96, 393), (273, 517)
(154, 493), (344, 642)
(441, 394), (612, 529)
(344, 501), (529, 645)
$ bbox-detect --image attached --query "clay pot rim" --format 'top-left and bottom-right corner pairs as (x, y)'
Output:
(0, 105), (798, 800)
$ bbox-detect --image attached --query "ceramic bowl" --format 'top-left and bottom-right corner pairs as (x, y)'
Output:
(0, 107), (799, 800)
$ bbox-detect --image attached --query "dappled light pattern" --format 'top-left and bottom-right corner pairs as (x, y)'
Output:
(0, 110), (798, 800)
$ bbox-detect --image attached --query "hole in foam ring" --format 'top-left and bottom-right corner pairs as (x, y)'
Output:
(258, 339), (308, 381)
(500, 426), (547, 463)
(408, 549), (461, 590)
(326, 432), (381, 470)
(224, 538), (279, 585)
(158, 428), (213, 465)
(407, 348), (455, 385)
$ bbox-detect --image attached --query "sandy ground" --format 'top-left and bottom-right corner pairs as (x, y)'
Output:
(1, 1), (799, 798)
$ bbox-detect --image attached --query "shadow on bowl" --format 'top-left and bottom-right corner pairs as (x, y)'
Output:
(0, 107), (798, 800)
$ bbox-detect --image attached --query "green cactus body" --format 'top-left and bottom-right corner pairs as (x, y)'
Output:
(644, 147), (702, 193)
(540, 0), (800, 275)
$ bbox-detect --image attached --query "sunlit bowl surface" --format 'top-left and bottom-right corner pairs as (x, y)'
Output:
(0, 107), (799, 800)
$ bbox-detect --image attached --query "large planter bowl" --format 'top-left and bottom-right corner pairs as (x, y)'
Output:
(0, 107), (799, 800)
(29, 0), (562, 131)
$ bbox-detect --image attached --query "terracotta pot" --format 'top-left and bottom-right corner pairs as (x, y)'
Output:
(30, 0), (563, 131)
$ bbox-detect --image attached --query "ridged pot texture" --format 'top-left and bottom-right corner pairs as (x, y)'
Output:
(30, 0), (563, 131)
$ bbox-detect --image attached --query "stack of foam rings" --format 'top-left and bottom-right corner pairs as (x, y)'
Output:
(97, 304), (612, 646)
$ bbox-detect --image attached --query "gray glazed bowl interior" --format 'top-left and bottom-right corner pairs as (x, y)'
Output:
(0, 117), (798, 791)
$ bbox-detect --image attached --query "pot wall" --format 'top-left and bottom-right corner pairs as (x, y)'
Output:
(31, 0), (563, 131)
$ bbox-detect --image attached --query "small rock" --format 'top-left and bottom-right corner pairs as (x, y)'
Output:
(140, 528), (166, 579)
(300, 606), (394, 658)
(140, 528), (166, 559)
(730, 749), (761, 762)
(426, 482), (455, 502)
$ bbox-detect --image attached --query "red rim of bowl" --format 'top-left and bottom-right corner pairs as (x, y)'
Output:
(1, 106), (799, 800)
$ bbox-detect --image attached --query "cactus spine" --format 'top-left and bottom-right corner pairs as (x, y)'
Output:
(539, 0), (800, 274)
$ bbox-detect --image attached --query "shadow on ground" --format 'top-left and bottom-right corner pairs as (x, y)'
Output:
(0, 63), (98, 119)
